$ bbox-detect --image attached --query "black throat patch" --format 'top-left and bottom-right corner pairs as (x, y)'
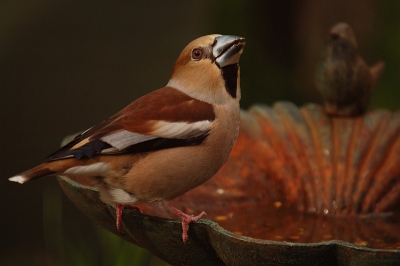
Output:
(221, 64), (238, 98)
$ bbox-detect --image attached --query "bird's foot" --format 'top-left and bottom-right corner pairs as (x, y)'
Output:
(165, 203), (206, 244)
(115, 204), (142, 233)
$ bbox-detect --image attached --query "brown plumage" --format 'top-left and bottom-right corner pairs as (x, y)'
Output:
(9, 34), (245, 243)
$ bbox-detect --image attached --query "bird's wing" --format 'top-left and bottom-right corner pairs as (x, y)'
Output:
(44, 86), (215, 161)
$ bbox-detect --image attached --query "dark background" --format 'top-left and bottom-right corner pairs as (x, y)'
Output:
(1, 1), (399, 265)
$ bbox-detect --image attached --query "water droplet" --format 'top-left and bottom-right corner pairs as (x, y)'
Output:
(216, 189), (224, 195)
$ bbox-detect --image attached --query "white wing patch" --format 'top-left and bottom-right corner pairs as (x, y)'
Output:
(99, 120), (211, 151)
(63, 162), (109, 176)
(101, 131), (158, 150)
(150, 120), (211, 138)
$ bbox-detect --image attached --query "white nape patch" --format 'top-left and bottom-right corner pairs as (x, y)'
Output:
(151, 120), (210, 139)
(9, 175), (28, 184)
(101, 130), (157, 150)
(63, 162), (109, 176)
(109, 188), (138, 205)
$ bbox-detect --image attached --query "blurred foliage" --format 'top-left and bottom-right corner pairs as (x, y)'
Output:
(374, 2), (400, 110)
(3, 181), (170, 266)
(56, 184), (168, 266)
(63, 223), (169, 266)
(2, 1), (400, 265)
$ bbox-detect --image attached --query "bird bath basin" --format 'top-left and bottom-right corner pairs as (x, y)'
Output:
(58, 102), (400, 266)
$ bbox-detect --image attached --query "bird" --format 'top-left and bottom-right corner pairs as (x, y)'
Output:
(316, 22), (385, 116)
(9, 34), (246, 243)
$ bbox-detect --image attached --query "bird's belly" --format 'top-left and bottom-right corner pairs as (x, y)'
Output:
(122, 142), (230, 203)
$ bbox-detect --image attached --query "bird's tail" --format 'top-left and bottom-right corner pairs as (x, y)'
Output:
(370, 61), (385, 86)
(8, 159), (78, 184)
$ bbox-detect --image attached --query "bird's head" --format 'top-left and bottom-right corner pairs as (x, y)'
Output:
(328, 22), (357, 48)
(168, 34), (245, 105)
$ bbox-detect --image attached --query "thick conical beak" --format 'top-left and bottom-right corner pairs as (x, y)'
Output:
(213, 35), (245, 68)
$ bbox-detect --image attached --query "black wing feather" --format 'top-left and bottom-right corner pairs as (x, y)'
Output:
(44, 131), (208, 162)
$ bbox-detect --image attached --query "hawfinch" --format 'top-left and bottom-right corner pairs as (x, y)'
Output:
(316, 22), (384, 116)
(9, 34), (245, 243)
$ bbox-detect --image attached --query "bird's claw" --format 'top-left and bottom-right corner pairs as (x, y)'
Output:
(165, 204), (207, 244)
(115, 204), (142, 234)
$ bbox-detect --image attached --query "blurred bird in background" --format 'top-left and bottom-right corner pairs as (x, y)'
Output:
(316, 22), (385, 116)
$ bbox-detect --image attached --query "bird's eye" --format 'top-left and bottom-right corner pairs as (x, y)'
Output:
(330, 33), (340, 40)
(191, 48), (203, 60)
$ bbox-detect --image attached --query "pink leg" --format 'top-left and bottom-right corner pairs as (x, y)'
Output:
(165, 203), (206, 244)
(115, 204), (142, 233)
